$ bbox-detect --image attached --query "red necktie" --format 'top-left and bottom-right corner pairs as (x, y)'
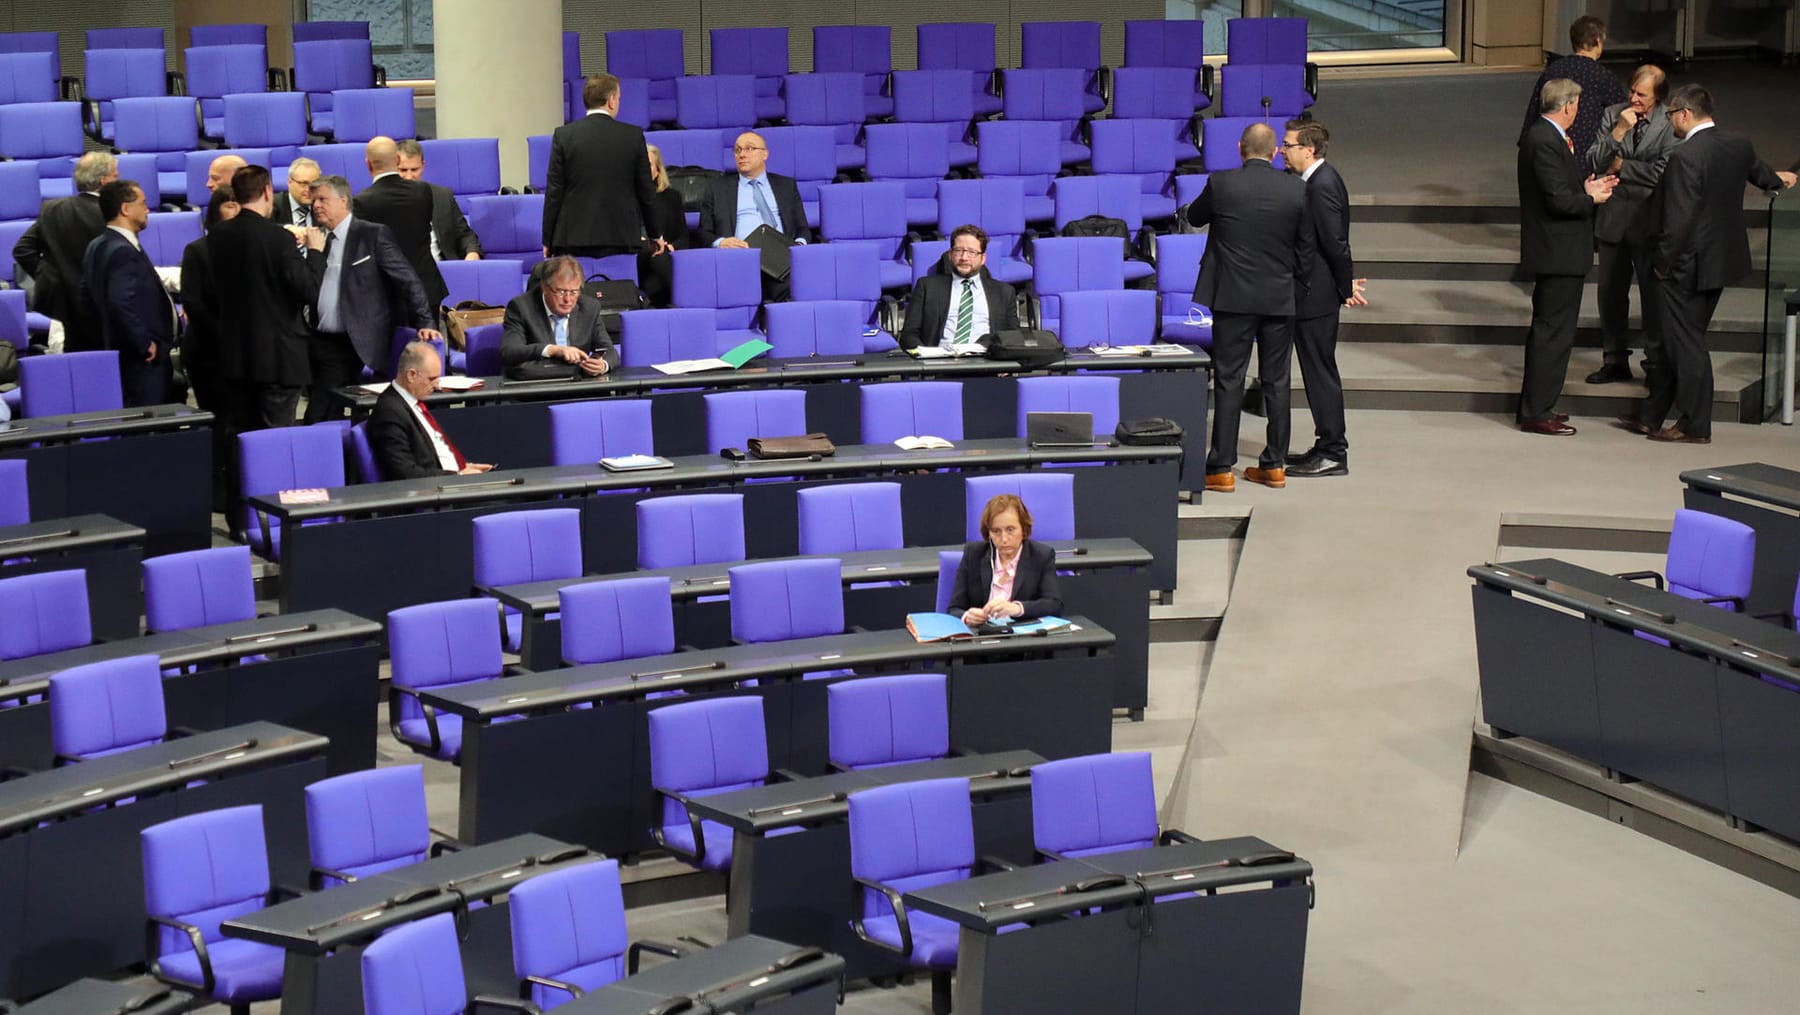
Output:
(1566, 136), (1575, 155)
(416, 402), (466, 470)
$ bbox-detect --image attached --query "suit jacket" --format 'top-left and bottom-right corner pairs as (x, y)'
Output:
(498, 286), (620, 374)
(1653, 126), (1784, 293)
(1298, 161), (1354, 319)
(428, 183), (482, 260)
(15, 192), (105, 347)
(270, 191), (313, 230)
(81, 229), (172, 358)
(694, 172), (808, 249)
(1184, 158), (1313, 317)
(206, 209), (319, 385)
(946, 539), (1064, 620)
(1585, 103), (1675, 245)
(178, 236), (220, 367)
(1518, 54), (1627, 160)
(1517, 117), (1597, 277)
(306, 217), (434, 370)
(368, 385), (456, 480)
(543, 111), (659, 252)
(897, 270), (1019, 351)
(353, 174), (448, 310)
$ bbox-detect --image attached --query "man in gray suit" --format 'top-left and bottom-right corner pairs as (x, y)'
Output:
(1584, 64), (1674, 385)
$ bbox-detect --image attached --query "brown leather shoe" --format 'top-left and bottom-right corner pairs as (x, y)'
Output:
(1519, 419), (1577, 436)
(1244, 466), (1286, 488)
(1552, 411), (1570, 423)
(1205, 471), (1235, 493)
(1613, 414), (1651, 435)
(1647, 426), (1710, 444)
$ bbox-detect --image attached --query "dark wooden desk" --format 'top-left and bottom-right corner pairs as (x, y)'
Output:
(0, 609), (382, 776)
(0, 722), (327, 999)
(1472, 559), (1800, 842)
(248, 439), (1182, 623)
(0, 405), (212, 557)
(557, 935), (843, 1015)
(422, 622), (1115, 856)
(1681, 463), (1800, 619)
(0, 514), (145, 641)
(3, 978), (192, 1015)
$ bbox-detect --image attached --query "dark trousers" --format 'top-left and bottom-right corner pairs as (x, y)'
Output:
(638, 250), (674, 307)
(1517, 273), (1583, 422)
(118, 347), (172, 407)
(1206, 311), (1292, 473)
(1596, 236), (1659, 368)
(1654, 282), (1722, 438)
(303, 331), (364, 424)
(251, 383), (301, 429)
(1294, 309), (1347, 460)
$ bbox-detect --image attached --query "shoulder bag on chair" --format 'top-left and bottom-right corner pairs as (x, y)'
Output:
(747, 433), (837, 459)
(442, 301), (505, 350)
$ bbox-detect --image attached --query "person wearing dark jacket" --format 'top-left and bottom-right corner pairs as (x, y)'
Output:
(637, 143), (693, 307)
(17, 152), (115, 352)
(179, 187), (239, 511)
(1518, 16), (1626, 160)
(354, 137), (449, 313)
(81, 178), (173, 406)
(368, 341), (492, 480)
(1628, 83), (1795, 443)
(543, 74), (665, 259)
(1184, 121), (1315, 492)
(948, 494), (1064, 624)
(1583, 66), (1674, 385)
(1282, 117), (1364, 478)
(395, 139), (483, 261)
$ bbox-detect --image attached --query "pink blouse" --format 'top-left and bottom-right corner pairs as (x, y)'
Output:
(989, 546), (1020, 604)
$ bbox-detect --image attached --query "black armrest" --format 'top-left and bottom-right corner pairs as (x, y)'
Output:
(269, 882), (307, 903)
(1614, 570), (1665, 591)
(1159, 828), (1201, 845)
(500, 185), (519, 195)
(429, 835), (464, 856)
(627, 937), (690, 974)
(849, 876), (913, 957)
(770, 768), (804, 783)
(375, 65), (389, 87)
(649, 790), (707, 866)
(978, 854), (1020, 874)
(1697, 594), (1745, 611)
(521, 974), (583, 1001)
(470, 995), (539, 1014)
(1304, 62), (1319, 100)
(146, 914), (216, 996)
(1096, 65), (1112, 104)
(1025, 289), (1043, 330)
(81, 100), (103, 143)
(1200, 64), (1216, 101)
(267, 67), (288, 91)
(60, 76), (82, 102)
(165, 70), (184, 96)
(310, 865), (359, 890)
(387, 683), (445, 755)
(988, 69), (1004, 99)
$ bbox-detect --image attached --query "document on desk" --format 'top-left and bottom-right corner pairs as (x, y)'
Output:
(652, 338), (774, 374)
(906, 612), (979, 642)
(600, 454), (674, 472)
(910, 342), (986, 359)
(894, 435), (954, 450)
(436, 376), (485, 391)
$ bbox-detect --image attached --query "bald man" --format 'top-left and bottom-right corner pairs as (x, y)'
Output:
(206, 153), (246, 194)
(352, 136), (446, 312)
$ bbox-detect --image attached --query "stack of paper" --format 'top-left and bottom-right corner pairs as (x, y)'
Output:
(652, 338), (773, 375)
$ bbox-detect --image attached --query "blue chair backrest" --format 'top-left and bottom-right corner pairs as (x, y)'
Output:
(466, 193), (545, 266)
(975, 120), (1062, 180)
(143, 545), (256, 632)
(863, 122), (950, 185)
(82, 48), (167, 102)
(1020, 21), (1101, 71)
(19, 350), (123, 417)
(0, 458), (26, 525)
(141, 804), (270, 958)
(0, 101), (83, 160)
(1031, 751), (1159, 857)
(644, 127), (730, 172)
(604, 29), (684, 83)
(861, 382), (964, 444)
(1665, 509), (1755, 606)
(1221, 62), (1309, 118)
(1056, 289), (1157, 347)
(1000, 68), (1087, 121)
(294, 21), (370, 43)
(828, 673), (949, 770)
(49, 653), (167, 759)
(671, 247), (763, 327)
(637, 494), (745, 570)
(934, 550), (961, 613)
(797, 482), (903, 555)
(1089, 118), (1176, 177)
(817, 181), (908, 244)
(1052, 174), (1143, 232)
(1112, 66), (1203, 119)
(790, 242), (882, 303)
(673, 74), (756, 131)
(892, 69), (975, 125)
(472, 508), (583, 588)
(1227, 17), (1309, 64)
(346, 422), (380, 483)
(299, 141), (376, 192)
(848, 777), (973, 909)
(438, 257), (525, 308)
(1124, 19), (1210, 68)
(0, 568), (92, 660)
(419, 137), (502, 198)
(305, 765), (431, 887)
(88, 27), (163, 49)
(548, 399), (655, 464)
(703, 389), (807, 455)
(965, 473), (1076, 541)
(560, 576), (676, 666)
(508, 858), (631, 1010)
(621, 307), (723, 367)
(729, 558), (844, 643)
(783, 72), (868, 129)
(1155, 233), (1207, 299)
(917, 23), (996, 73)
(293, 38), (374, 94)
(184, 44), (269, 101)
(361, 911), (466, 1015)
(764, 300), (866, 358)
(0, 160), (41, 220)
(190, 24), (267, 47)
(1017, 375), (1122, 438)
(140, 210), (201, 266)
(0, 32), (59, 82)
(387, 597), (505, 715)
(709, 27), (788, 80)
(331, 86), (416, 142)
(937, 177), (1025, 240)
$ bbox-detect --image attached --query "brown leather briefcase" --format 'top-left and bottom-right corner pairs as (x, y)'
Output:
(747, 433), (837, 459)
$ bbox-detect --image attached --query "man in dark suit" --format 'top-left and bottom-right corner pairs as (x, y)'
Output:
(696, 130), (808, 300)
(270, 158), (321, 231)
(301, 174), (442, 423)
(395, 139), (482, 262)
(1584, 65), (1675, 386)
(354, 136), (449, 314)
(368, 341), (493, 480)
(1282, 117), (1364, 479)
(1517, 78), (1617, 436)
(16, 152), (116, 352)
(498, 256), (619, 379)
(1633, 83), (1795, 444)
(543, 73), (666, 259)
(896, 224), (1020, 351)
(80, 179), (173, 406)
(1184, 122), (1314, 492)
(208, 164), (320, 428)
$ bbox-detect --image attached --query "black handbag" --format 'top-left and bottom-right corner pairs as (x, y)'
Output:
(981, 329), (1065, 369)
(583, 274), (648, 314)
(1115, 418), (1184, 446)
(666, 166), (721, 211)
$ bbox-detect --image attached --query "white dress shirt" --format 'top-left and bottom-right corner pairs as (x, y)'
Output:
(395, 384), (461, 472)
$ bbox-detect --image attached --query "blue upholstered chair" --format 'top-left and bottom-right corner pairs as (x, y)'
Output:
(828, 673), (950, 771)
(975, 119), (1062, 224)
(191, 24), (267, 47)
(603, 29), (683, 125)
(1152, 233), (1213, 347)
(0, 458), (27, 525)
(304, 764), (450, 889)
(508, 858), (686, 1009)
(813, 24), (892, 118)
(891, 69), (978, 168)
(620, 307), (724, 368)
(998, 68), (1092, 166)
(815, 182), (913, 292)
(1030, 751), (1195, 860)
(702, 389), (806, 456)
(471, 507), (583, 650)
(647, 695), (771, 870)
(386, 597), (507, 761)
(345, 422), (381, 483)
(1028, 236), (1127, 335)
(1016, 375), (1121, 438)
(548, 400), (655, 465)
(292, 38), (378, 138)
(848, 777), (976, 1014)
(1056, 289), (1159, 348)
(782, 71), (869, 171)
(729, 558), (844, 645)
(420, 138), (503, 206)
(184, 45), (277, 142)
(788, 242), (899, 350)
(293, 21), (370, 43)
(764, 300), (868, 358)
(143, 546), (256, 633)
(861, 382), (964, 445)
(796, 483), (904, 556)
(1618, 509), (1756, 612)
(636, 494), (745, 570)
(18, 350), (122, 418)
(237, 425), (346, 560)
(934, 551), (962, 614)
(916, 22), (1001, 116)
(560, 577), (676, 666)
(673, 74), (757, 134)
(141, 805), (288, 1014)
(862, 122), (950, 228)
(709, 27), (788, 121)
(0, 568), (92, 661)
(48, 654), (167, 761)
(1020, 20), (1107, 115)
(671, 248), (763, 345)
(331, 86), (416, 142)
(361, 911), (535, 1014)
(965, 474), (1076, 541)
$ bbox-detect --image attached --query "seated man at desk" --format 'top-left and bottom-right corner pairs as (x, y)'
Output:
(949, 494), (1063, 625)
(897, 225), (1021, 352)
(498, 255), (619, 381)
(369, 341), (494, 479)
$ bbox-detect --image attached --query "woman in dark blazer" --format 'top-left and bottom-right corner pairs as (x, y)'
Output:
(948, 493), (1064, 624)
(638, 143), (693, 308)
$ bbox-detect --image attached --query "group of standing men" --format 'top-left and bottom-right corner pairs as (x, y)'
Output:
(1516, 15), (1794, 442)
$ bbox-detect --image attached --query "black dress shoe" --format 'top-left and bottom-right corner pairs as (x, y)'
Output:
(1285, 448), (1321, 467)
(1287, 455), (1347, 477)
(1585, 364), (1633, 384)
(1519, 419), (1577, 436)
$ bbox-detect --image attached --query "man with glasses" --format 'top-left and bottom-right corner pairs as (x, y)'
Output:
(1629, 84), (1795, 444)
(394, 138), (482, 261)
(368, 340), (493, 479)
(272, 158), (320, 230)
(498, 255), (618, 380)
(697, 130), (808, 299)
(543, 73), (665, 261)
(1584, 65), (1674, 386)
(896, 224), (1019, 352)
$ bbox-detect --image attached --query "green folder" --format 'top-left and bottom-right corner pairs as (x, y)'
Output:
(720, 338), (773, 368)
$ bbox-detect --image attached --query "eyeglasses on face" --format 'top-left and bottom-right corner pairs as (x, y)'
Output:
(547, 285), (583, 298)
(950, 246), (984, 257)
(733, 145), (766, 153)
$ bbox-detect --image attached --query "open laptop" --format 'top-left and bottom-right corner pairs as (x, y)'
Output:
(1026, 411), (1097, 448)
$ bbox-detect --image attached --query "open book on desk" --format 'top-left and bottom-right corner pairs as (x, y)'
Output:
(894, 435), (954, 451)
(909, 341), (986, 360)
(652, 338), (773, 375)
(906, 612), (1075, 642)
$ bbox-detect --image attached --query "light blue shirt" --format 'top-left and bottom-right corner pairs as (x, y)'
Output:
(732, 173), (780, 241)
(316, 215), (352, 333)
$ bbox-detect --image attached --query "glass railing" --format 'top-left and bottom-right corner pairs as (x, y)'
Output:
(1762, 188), (1799, 422)
(1270, 0), (1447, 51)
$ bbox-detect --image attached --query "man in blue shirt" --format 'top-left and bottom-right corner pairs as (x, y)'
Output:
(696, 131), (808, 299)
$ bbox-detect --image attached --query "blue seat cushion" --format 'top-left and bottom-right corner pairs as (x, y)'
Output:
(861, 910), (961, 968)
(660, 816), (735, 870)
(160, 939), (285, 1004)
(398, 713), (465, 760)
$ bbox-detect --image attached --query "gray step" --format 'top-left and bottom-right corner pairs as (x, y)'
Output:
(1349, 221), (1771, 285)
(1351, 195), (1774, 228)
